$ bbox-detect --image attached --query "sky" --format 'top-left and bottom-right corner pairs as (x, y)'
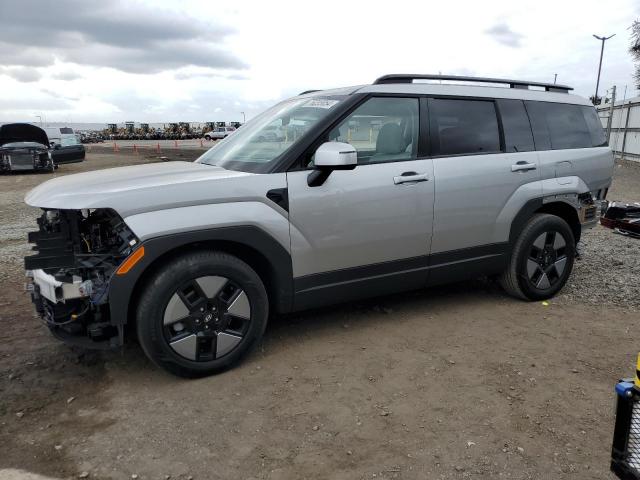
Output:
(0, 0), (639, 125)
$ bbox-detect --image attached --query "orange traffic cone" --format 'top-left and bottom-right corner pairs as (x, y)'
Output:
(174, 140), (178, 148)
(156, 143), (160, 153)
(200, 139), (203, 148)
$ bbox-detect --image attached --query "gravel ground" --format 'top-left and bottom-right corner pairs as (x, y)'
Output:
(0, 153), (638, 480)
(560, 161), (640, 309)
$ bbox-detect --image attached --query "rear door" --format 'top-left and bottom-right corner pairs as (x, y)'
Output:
(428, 97), (541, 269)
(286, 96), (435, 309)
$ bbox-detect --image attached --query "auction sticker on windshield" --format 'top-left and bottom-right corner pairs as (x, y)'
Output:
(301, 99), (339, 109)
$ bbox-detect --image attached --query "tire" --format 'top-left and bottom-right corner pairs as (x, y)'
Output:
(500, 213), (575, 301)
(204, 135), (211, 141)
(136, 251), (268, 377)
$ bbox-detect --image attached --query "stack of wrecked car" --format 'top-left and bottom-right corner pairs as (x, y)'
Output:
(0, 123), (54, 173)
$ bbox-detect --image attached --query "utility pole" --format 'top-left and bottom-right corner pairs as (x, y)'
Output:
(554, 73), (557, 84)
(240, 111), (246, 123)
(593, 34), (615, 104)
(606, 85), (616, 144)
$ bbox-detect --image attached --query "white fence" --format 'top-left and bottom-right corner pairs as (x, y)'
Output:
(597, 95), (640, 161)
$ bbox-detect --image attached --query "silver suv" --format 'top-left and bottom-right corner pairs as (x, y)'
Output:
(24, 74), (614, 377)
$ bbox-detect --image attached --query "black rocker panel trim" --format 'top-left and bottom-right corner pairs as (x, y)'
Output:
(427, 243), (508, 286)
(108, 226), (294, 326)
(292, 243), (510, 311)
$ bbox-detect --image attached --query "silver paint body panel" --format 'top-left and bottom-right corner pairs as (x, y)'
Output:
(287, 160), (434, 277)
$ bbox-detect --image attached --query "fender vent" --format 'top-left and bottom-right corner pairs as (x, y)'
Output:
(266, 188), (289, 212)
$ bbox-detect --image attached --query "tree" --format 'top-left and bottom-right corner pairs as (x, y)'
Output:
(631, 20), (640, 90)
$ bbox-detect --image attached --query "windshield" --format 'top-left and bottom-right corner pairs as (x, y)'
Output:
(196, 95), (346, 172)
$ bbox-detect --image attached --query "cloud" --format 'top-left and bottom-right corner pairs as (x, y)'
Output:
(174, 71), (250, 81)
(0, 0), (246, 74)
(0, 67), (42, 83)
(0, 96), (72, 111)
(485, 22), (524, 47)
(52, 71), (83, 81)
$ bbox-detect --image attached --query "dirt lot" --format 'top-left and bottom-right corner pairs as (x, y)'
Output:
(1, 152), (639, 480)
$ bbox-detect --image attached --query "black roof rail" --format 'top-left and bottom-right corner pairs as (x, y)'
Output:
(299, 89), (322, 95)
(373, 74), (573, 93)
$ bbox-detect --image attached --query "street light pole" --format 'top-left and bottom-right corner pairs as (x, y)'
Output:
(593, 34), (615, 104)
(240, 111), (245, 123)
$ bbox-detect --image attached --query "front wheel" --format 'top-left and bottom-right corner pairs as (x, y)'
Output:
(500, 214), (575, 301)
(136, 251), (268, 377)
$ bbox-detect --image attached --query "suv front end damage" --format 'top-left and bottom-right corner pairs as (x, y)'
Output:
(25, 208), (139, 348)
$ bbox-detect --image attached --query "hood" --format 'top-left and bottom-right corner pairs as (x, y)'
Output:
(0, 142), (48, 150)
(0, 123), (49, 147)
(25, 161), (255, 216)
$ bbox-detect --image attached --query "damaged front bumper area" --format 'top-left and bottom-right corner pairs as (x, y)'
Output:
(25, 209), (139, 348)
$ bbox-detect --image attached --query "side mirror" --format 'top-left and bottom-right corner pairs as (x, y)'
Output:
(307, 142), (357, 187)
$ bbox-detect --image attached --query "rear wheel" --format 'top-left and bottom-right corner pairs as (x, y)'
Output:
(500, 214), (575, 301)
(136, 251), (268, 377)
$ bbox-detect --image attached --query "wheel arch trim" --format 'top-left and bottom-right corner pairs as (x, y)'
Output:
(107, 225), (293, 329)
(508, 196), (582, 247)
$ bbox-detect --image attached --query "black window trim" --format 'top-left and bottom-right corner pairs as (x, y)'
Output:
(277, 93), (601, 173)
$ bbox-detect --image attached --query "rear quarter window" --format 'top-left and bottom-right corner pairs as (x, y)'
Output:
(525, 101), (594, 150)
(581, 106), (607, 147)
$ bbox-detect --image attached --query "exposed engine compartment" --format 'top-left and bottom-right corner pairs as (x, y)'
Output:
(25, 208), (138, 346)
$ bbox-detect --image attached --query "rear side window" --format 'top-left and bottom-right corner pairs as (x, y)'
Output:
(496, 99), (535, 152)
(429, 99), (500, 156)
(581, 106), (607, 147)
(525, 101), (593, 150)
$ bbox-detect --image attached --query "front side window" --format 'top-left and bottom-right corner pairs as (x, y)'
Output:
(197, 95), (346, 172)
(429, 99), (500, 156)
(329, 97), (418, 164)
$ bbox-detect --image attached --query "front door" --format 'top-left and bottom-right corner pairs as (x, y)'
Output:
(286, 96), (434, 309)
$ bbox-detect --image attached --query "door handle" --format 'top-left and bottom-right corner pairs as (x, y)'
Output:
(511, 161), (537, 172)
(393, 172), (429, 184)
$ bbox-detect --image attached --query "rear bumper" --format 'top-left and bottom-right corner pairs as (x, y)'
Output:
(578, 197), (606, 230)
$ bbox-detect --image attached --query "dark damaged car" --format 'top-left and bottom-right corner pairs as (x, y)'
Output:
(0, 123), (54, 173)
